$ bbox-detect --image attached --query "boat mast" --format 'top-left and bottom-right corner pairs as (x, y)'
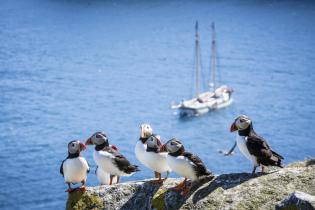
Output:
(195, 21), (200, 97)
(210, 22), (216, 91)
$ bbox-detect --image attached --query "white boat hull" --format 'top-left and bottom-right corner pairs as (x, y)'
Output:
(173, 86), (233, 117)
(177, 99), (232, 117)
(178, 106), (209, 117)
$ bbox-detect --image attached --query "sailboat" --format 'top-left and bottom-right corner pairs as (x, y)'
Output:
(172, 22), (233, 117)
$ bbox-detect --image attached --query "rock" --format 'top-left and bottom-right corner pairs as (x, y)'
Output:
(306, 158), (315, 167)
(276, 191), (315, 210)
(66, 159), (315, 210)
(66, 190), (104, 210)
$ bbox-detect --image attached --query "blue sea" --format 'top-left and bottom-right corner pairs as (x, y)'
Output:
(0, 0), (314, 209)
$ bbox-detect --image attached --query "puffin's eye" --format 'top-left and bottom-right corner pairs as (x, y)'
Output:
(240, 118), (245, 123)
(71, 143), (75, 147)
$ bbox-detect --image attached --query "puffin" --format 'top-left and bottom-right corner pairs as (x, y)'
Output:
(162, 138), (213, 195)
(135, 124), (153, 160)
(135, 124), (159, 180)
(228, 115), (284, 175)
(85, 131), (139, 185)
(60, 140), (90, 192)
(141, 135), (172, 183)
(95, 144), (119, 185)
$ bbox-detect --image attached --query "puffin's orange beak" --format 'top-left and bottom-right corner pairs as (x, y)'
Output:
(160, 144), (167, 152)
(111, 144), (118, 151)
(79, 142), (86, 151)
(85, 138), (92, 145)
(156, 138), (162, 147)
(230, 122), (238, 132)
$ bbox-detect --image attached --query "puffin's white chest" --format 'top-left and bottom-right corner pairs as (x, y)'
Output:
(166, 155), (197, 181)
(63, 157), (89, 183)
(135, 141), (171, 173)
(143, 151), (171, 173)
(236, 135), (257, 165)
(135, 141), (147, 164)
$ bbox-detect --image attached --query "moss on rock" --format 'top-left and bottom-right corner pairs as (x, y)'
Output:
(66, 190), (104, 210)
(152, 188), (167, 210)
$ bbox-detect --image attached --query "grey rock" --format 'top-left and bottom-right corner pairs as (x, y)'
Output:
(66, 159), (315, 210)
(276, 191), (315, 210)
(306, 158), (315, 167)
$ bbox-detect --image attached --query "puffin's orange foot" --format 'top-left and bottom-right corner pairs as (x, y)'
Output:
(170, 184), (185, 192)
(65, 188), (76, 193)
(78, 186), (86, 192)
(180, 185), (192, 196)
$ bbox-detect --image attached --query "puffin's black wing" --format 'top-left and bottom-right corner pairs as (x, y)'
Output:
(270, 149), (284, 160)
(246, 135), (283, 167)
(114, 153), (140, 174)
(60, 159), (66, 176)
(182, 152), (211, 177)
(104, 147), (140, 174)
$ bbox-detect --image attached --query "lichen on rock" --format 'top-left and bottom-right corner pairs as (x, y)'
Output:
(66, 190), (104, 210)
(152, 187), (167, 210)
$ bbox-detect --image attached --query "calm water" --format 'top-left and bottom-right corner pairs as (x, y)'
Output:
(1, 0), (315, 209)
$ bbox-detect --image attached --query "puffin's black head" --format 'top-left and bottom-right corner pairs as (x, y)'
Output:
(163, 138), (185, 156)
(68, 140), (86, 155)
(146, 135), (162, 152)
(85, 131), (109, 147)
(230, 115), (253, 135)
